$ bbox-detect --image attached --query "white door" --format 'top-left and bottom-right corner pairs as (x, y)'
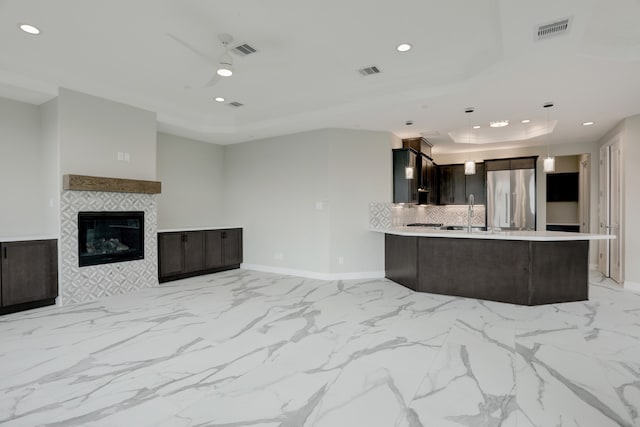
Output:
(598, 140), (623, 282)
(598, 146), (609, 275)
(610, 141), (622, 282)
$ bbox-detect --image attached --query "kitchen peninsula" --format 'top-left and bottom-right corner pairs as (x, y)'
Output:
(373, 227), (613, 306)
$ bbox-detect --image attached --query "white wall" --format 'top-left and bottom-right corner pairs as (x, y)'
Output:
(327, 129), (395, 274)
(222, 128), (396, 277)
(40, 98), (60, 235)
(602, 115), (640, 287)
(58, 88), (157, 180)
(0, 97), (49, 236)
(223, 130), (331, 274)
(622, 115), (640, 286)
(156, 132), (225, 229)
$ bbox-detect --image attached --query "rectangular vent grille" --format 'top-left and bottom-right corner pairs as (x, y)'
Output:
(232, 44), (257, 56)
(228, 101), (244, 108)
(358, 66), (381, 76)
(536, 18), (570, 40)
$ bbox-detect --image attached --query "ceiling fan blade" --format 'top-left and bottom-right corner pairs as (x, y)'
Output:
(167, 33), (216, 64)
(203, 73), (221, 88)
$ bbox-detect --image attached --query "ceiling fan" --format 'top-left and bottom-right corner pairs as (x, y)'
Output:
(168, 32), (236, 88)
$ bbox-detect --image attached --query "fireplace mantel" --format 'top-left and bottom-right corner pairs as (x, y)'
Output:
(63, 175), (161, 194)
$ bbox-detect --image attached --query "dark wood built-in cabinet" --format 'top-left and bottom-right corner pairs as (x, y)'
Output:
(385, 234), (588, 305)
(158, 228), (243, 282)
(436, 162), (485, 205)
(392, 148), (419, 204)
(485, 156), (536, 171)
(438, 164), (466, 205)
(0, 239), (58, 314)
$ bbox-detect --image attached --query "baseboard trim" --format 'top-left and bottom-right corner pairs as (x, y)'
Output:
(589, 263), (599, 270)
(624, 281), (640, 293)
(240, 263), (385, 281)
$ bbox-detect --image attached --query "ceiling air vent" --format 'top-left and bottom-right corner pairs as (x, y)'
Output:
(536, 18), (571, 40)
(358, 65), (381, 76)
(231, 43), (257, 56)
(227, 101), (244, 108)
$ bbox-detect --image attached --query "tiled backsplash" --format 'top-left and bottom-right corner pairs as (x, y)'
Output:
(369, 202), (485, 229)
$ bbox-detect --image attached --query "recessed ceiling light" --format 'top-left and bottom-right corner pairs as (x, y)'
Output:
(396, 43), (412, 52)
(473, 125), (481, 129)
(582, 121), (595, 126)
(215, 97), (225, 102)
(18, 23), (41, 35)
(521, 119), (531, 123)
(490, 120), (509, 128)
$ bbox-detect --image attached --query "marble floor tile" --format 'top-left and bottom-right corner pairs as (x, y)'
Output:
(1, 269), (638, 426)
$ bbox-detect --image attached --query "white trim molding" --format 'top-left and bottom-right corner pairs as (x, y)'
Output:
(240, 263), (385, 281)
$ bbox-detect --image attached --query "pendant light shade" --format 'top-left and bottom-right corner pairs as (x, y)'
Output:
(464, 160), (476, 175)
(543, 157), (556, 173)
(543, 102), (555, 174)
(405, 166), (414, 179)
(464, 108), (476, 175)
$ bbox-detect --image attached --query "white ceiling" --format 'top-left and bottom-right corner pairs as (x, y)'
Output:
(1, 0), (639, 154)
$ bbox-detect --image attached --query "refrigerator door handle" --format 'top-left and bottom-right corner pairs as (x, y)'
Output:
(505, 193), (508, 226)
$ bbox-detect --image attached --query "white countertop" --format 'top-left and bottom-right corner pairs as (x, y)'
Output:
(157, 226), (243, 233)
(371, 227), (614, 241)
(0, 235), (58, 243)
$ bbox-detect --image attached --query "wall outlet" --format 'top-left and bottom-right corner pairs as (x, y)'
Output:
(338, 256), (344, 265)
(117, 151), (124, 161)
(315, 201), (324, 210)
(275, 252), (284, 261)
(124, 152), (130, 162)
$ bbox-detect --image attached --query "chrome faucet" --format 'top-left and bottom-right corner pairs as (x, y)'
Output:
(467, 193), (475, 233)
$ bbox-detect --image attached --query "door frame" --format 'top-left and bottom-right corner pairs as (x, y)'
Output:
(599, 136), (623, 282)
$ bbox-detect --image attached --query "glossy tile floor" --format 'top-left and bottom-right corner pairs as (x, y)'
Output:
(1, 270), (639, 427)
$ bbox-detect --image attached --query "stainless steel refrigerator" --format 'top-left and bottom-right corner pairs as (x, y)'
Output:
(486, 168), (536, 230)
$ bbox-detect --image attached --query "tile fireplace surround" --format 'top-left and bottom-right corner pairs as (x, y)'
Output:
(59, 190), (159, 305)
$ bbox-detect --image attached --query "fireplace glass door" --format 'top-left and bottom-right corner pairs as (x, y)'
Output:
(78, 211), (144, 267)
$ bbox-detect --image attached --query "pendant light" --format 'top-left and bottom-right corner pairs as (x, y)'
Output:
(543, 102), (555, 173)
(464, 108), (476, 175)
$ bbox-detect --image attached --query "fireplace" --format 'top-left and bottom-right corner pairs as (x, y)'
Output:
(78, 211), (144, 267)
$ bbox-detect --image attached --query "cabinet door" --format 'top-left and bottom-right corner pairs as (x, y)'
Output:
(1, 240), (57, 307)
(204, 230), (224, 269)
(223, 229), (243, 266)
(439, 165), (465, 204)
(510, 157), (536, 170)
(438, 165), (452, 204)
(393, 149), (418, 204)
(465, 163), (486, 205)
(183, 231), (205, 273)
(158, 233), (184, 278)
(451, 164), (466, 204)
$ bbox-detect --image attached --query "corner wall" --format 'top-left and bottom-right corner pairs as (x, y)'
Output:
(0, 97), (49, 236)
(222, 128), (396, 278)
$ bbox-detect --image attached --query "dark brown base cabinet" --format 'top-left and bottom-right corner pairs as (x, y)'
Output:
(0, 239), (58, 315)
(385, 234), (588, 306)
(158, 229), (243, 283)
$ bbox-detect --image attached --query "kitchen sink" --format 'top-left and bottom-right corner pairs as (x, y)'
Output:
(442, 225), (487, 231)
